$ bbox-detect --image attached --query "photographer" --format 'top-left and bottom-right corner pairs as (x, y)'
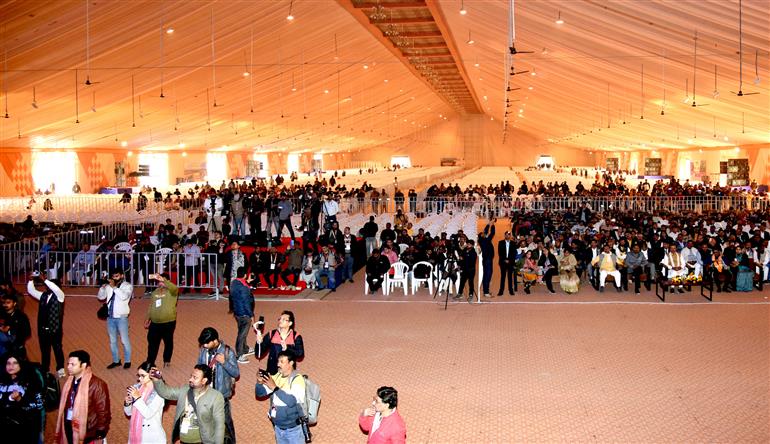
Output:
(26, 271), (66, 376)
(197, 327), (240, 444)
(151, 364), (225, 444)
(255, 350), (307, 444)
(97, 268), (134, 369)
(255, 311), (304, 375)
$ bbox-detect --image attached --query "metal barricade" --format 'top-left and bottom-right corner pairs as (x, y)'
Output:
(0, 249), (220, 298)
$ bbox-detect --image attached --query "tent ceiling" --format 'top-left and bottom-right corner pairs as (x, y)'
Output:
(0, 0), (768, 154)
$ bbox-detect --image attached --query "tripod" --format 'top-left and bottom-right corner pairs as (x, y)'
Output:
(433, 264), (458, 310)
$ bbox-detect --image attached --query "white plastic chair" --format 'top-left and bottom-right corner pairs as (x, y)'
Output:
(114, 242), (133, 252)
(386, 262), (409, 296)
(364, 276), (386, 296)
(155, 248), (173, 273)
(410, 261), (434, 295)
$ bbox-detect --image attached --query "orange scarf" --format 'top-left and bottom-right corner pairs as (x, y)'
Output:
(713, 255), (723, 272)
(55, 368), (92, 444)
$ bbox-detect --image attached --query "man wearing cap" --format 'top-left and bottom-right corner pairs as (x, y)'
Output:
(97, 268), (134, 369)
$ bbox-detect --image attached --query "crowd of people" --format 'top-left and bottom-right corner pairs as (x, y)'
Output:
(0, 269), (406, 443)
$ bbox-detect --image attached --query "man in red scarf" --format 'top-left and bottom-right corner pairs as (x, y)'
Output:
(55, 350), (111, 444)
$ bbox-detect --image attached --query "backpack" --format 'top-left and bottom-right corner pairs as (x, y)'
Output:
(290, 373), (322, 425)
(29, 363), (60, 411)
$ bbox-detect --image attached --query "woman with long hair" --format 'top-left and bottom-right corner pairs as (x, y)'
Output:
(124, 361), (166, 443)
(559, 248), (580, 294)
(0, 352), (45, 444)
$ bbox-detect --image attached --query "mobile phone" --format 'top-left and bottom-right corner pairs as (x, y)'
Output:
(258, 369), (270, 378)
(149, 369), (162, 379)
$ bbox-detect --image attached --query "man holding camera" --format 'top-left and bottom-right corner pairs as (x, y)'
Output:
(26, 270), (66, 377)
(97, 268), (134, 369)
(152, 364), (225, 444)
(255, 350), (307, 444)
(197, 327), (240, 444)
(144, 273), (178, 367)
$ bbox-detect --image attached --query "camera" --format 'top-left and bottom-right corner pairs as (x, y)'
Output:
(296, 416), (312, 443)
(149, 369), (162, 379)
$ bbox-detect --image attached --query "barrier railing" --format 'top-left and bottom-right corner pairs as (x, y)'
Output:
(0, 210), (194, 251)
(1, 249), (221, 297)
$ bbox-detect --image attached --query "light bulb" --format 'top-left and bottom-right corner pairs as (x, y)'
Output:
(121, 141), (128, 147)
(166, 27), (174, 34)
(555, 11), (564, 25)
(286, 14), (294, 21)
(243, 71), (250, 77)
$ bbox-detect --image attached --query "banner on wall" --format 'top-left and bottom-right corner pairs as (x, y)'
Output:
(644, 158), (662, 176)
(605, 158), (619, 173)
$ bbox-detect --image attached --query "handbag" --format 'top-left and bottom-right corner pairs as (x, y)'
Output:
(97, 293), (112, 320)
(97, 303), (109, 320)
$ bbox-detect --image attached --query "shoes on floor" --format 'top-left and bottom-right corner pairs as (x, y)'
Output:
(123, 362), (131, 369)
(107, 362), (122, 370)
(237, 356), (250, 364)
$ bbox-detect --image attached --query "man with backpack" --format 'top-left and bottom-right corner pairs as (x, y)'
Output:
(197, 327), (240, 444)
(255, 350), (307, 444)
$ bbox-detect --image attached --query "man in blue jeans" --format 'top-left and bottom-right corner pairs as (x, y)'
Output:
(97, 268), (134, 369)
(315, 245), (338, 292)
(255, 350), (307, 444)
(230, 266), (255, 364)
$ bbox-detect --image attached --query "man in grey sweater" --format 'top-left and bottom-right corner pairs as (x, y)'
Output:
(625, 244), (650, 293)
(275, 192), (296, 241)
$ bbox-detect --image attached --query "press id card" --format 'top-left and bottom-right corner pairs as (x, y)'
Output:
(180, 417), (191, 434)
(155, 299), (162, 308)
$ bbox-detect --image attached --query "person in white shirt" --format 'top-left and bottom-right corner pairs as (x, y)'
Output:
(182, 240), (202, 289)
(124, 362), (166, 443)
(680, 240), (703, 277)
(661, 244), (687, 292)
(26, 272), (66, 376)
(97, 268), (134, 369)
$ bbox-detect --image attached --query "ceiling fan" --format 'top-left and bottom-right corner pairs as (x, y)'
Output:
(510, 66), (529, 76)
(731, 0), (759, 96)
(31, 86), (39, 109)
(83, 1), (102, 86)
(712, 65), (720, 98)
(506, 86), (521, 92)
(509, 42), (534, 55)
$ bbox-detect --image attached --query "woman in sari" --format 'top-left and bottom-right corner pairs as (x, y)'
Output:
(559, 248), (580, 294)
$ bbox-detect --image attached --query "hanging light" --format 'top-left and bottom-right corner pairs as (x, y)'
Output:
(459, 0), (467, 15)
(555, 10), (564, 25)
(286, 0), (294, 21)
(466, 30), (474, 45)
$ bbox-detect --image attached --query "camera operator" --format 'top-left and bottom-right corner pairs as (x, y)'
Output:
(197, 327), (240, 444)
(97, 268), (134, 369)
(456, 239), (477, 302)
(150, 364), (225, 444)
(254, 311), (304, 375)
(321, 193), (339, 233)
(255, 350), (307, 444)
(26, 271), (66, 377)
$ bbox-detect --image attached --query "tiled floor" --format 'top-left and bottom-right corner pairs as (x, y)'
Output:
(29, 221), (769, 442)
(32, 281), (768, 443)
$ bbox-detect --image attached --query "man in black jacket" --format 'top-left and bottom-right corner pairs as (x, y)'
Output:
(497, 230), (517, 296)
(1, 292), (31, 358)
(455, 240), (477, 302)
(477, 222), (495, 297)
(366, 249), (390, 293)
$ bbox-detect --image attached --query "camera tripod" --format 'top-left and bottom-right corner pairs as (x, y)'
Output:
(433, 266), (458, 310)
